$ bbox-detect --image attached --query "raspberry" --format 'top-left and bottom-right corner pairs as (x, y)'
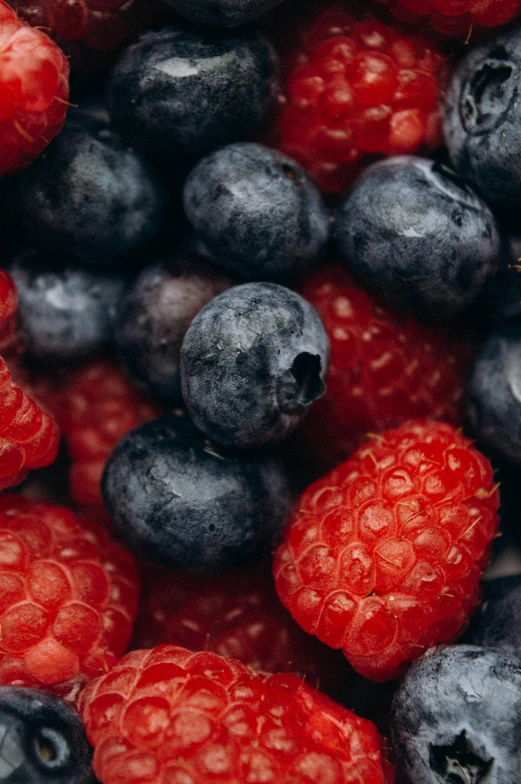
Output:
(278, 5), (447, 193)
(0, 268), (18, 356)
(79, 645), (395, 784)
(0, 1), (69, 174)
(273, 421), (499, 681)
(134, 560), (343, 693)
(297, 265), (470, 472)
(0, 494), (140, 703)
(50, 359), (162, 513)
(376, 0), (521, 36)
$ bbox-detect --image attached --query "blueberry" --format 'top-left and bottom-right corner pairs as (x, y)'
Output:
(107, 26), (279, 163)
(444, 26), (521, 214)
(467, 324), (521, 467)
(18, 109), (168, 268)
(101, 410), (291, 572)
(335, 156), (500, 320)
(482, 231), (521, 326)
(9, 249), (125, 365)
(463, 576), (521, 656)
(162, 0), (282, 26)
(115, 253), (233, 402)
(0, 686), (93, 783)
(391, 645), (521, 784)
(183, 143), (330, 280)
(180, 282), (330, 449)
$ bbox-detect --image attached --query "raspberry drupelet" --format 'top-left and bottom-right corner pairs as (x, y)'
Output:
(0, 494), (140, 704)
(376, 0), (521, 37)
(80, 645), (395, 784)
(274, 421), (500, 681)
(278, 5), (448, 194)
(0, 0), (69, 174)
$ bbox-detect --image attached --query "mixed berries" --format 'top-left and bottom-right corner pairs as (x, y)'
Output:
(1, 0), (521, 783)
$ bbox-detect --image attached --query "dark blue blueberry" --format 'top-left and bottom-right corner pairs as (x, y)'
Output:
(106, 26), (279, 163)
(8, 249), (125, 365)
(101, 410), (291, 572)
(335, 156), (500, 320)
(183, 143), (330, 280)
(463, 576), (521, 655)
(0, 686), (94, 783)
(18, 109), (168, 268)
(467, 324), (521, 467)
(114, 253), (233, 402)
(481, 231), (521, 326)
(162, 0), (282, 26)
(444, 26), (521, 214)
(391, 645), (521, 784)
(180, 282), (330, 449)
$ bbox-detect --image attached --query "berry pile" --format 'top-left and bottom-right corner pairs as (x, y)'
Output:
(2, 1), (521, 783)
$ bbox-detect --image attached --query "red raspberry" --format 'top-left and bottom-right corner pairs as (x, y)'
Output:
(79, 644), (395, 784)
(0, 268), (18, 356)
(274, 421), (499, 681)
(297, 265), (470, 472)
(50, 359), (162, 513)
(134, 560), (344, 694)
(0, 493), (140, 703)
(278, 5), (447, 193)
(376, 0), (521, 36)
(0, 1), (69, 174)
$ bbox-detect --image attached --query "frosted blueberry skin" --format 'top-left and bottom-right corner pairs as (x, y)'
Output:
(467, 324), (521, 467)
(102, 411), (291, 572)
(115, 254), (233, 403)
(335, 156), (500, 321)
(18, 112), (167, 269)
(180, 282), (330, 449)
(9, 249), (125, 365)
(0, 687), (94, 784)
(107, 26), (279, 163)
(162, 0), (282, 26)
(391, 645), (521, 784)
(463, 576), (521, 656)
(444, 26), (521, 214)
(183, 143), (331, 281)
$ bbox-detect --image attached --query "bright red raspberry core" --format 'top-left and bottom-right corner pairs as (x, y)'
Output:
(80, 645), (395, 784)
(297, 265), (470, 471)
(0, 494), (139, 703)
(278, 7), (447, 193)
(376, 0), (521, 36)
(0, 0), (69, 173)
(274, 421), (499, 681)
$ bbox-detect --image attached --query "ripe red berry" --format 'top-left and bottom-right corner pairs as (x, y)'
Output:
(80, 644), (395, 784)
(376, 0), (521, 36)
(278, 5), (448, 193)
(0, 0), (69, 174)
(0, 493), (139, 703)
(274, 421), (499, 681)
(297, 265), (470, 472)
(0, 268), (18, 356)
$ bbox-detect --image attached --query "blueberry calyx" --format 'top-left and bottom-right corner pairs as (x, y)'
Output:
(460, 53), (515, 136)
(277, 352), (325, 415)
(429, 730), (494, 784)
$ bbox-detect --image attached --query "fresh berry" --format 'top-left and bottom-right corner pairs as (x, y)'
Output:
(134, 559), (343, 692)
(184, 143), (330, 280)
(50, 358), (162, 513)
(0, 686), (93, 783)
(0, 267), (18, 357)
(278, 6), (447, 194)
(9, 249), (126, 365)
(115, 254), (233, 403)
(79, 644), (395, 784)
(19, 107), (167, 268)
(0, 493), (139, 702)
(336, 157), (499, 320)
(0, 1), (69, 175)
(102, 410), (291, 571)
(464, 575), (521, 655)
(181, 283), (330, 449)
(107, 25), (280, 162)
(478, 230), (521, 326)
(295, 266), (471, 472)
(273, 421), (499, 681)
(445, 25), (521, 214)
(467, 325), (521, 468)
(377, 0), (521, 37)
(391, 645), (521, 783)
(163, 0), (282, 26)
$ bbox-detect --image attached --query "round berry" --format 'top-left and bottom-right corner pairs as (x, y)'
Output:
(107, 25), (280, 162)
(102, 411), (291, 572)
(184, 143), (331, 281)
(180, 283), (330, 449)
(377, 0), (521, 36)
(335, 157), (500, 320)
(162, 0), (282, 26)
